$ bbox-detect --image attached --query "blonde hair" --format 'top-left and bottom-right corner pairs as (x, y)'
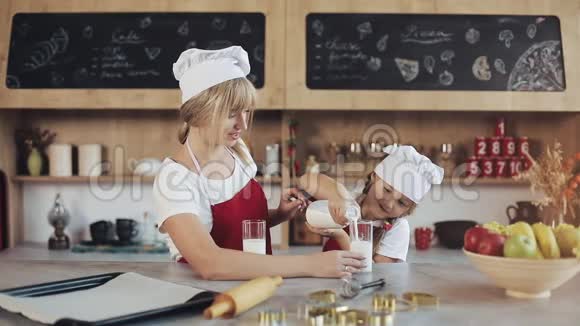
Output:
(356, 173), (417, 256)
(178, 78), (256, 163)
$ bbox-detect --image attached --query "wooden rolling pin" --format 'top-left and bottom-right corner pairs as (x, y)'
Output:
(203, 276), (283, 319)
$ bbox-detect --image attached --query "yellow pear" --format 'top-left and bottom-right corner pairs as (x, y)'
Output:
(555, 227), (580, 257)
(532, 223), (561, 259)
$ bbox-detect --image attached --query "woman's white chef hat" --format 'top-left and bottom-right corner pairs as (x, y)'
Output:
(374, 144), (444, 203)
(173, 46), (251, 104)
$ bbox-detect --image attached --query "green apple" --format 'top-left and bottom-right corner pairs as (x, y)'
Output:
(503, 234), (538, 259)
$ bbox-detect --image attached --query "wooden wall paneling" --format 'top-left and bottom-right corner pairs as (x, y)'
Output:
(289, 110), (574, 167)
(0, 110), (23, 246)
(19, 109), (284, 175)
(20, 110), (181, 175)
(286, 0), (580, 111)
(0, 0), (285, 109)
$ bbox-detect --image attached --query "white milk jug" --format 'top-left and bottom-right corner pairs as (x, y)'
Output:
(305, 200), (360, 229)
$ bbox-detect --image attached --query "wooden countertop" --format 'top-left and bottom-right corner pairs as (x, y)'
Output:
(0, 258), (578, 325)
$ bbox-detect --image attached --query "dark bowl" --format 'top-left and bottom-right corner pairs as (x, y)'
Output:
(434, 220), (478, 249)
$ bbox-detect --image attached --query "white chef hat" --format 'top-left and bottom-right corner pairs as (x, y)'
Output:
(374, 144), (444, 203)
(173, 46), (251, 104)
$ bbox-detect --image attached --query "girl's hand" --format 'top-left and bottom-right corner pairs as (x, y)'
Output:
(328, 198), (350, 225)
(276, 187), (310, 222)
(308, 251), (366, 278)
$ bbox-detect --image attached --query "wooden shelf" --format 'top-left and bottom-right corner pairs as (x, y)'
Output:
(11, 175), (282, 185)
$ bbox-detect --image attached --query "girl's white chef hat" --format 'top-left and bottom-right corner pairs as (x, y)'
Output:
(173, 46), (251, 104)
(374, 144), (444, 203)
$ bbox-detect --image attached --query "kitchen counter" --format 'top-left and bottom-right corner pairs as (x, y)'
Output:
(0, 256), (578, 325)
(0, 242), (468, 264)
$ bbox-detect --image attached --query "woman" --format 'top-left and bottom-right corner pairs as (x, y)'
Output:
(299, 145), (443, 263)
(153, 46), (364, 280)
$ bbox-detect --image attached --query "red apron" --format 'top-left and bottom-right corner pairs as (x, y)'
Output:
(208, 178), (272, 254)
(179, 140), (272, 263)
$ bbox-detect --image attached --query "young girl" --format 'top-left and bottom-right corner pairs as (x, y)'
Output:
(299, 145), (443, 263)
(153, 46), (364, 280)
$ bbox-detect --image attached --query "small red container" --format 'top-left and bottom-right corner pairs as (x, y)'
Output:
(488, 137), (502, 157)
(480, 157), (495, 177)
(474, 137), (487, 157)
(494, 157), (508, 178)
(508, 157), (523, 177)
(414, 227), (434, 250)
(516, 137), (530, 156)
(495, 117), (506, 137)
(502, 137), (516, 157)
(466, 156), (480, 177)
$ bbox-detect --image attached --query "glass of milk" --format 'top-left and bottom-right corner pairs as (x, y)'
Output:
(350, 220), (373, 272)
(242, 219), (266, 254)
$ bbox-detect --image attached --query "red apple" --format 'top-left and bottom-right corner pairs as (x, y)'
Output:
(477, 233), (507, 256)
(464, 226), (489, 252)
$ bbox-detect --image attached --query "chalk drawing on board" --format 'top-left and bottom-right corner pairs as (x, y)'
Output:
(177, 21), (189, 37)
(139, 16), (152, 29)
(395, 58), (419, 82)
(423, 56), (435, 74)
(357, 22), (373, 40)
(83, 25), (93, 39)
(472, 56), (492, 81)
(240, 20), (252, 34)
(401, 25), (453, 44)
(465, 28), (480, 45)
(366, 57), (382, 72)
(439, 70), (454, 86)
(253, 44), (264, 63)
(23, 28), (69, 72)
(499, 30), (514, 48)
(52, 28), (69, 53)
(526, 24), (537, 39)
(185, 41), (197, 49)
(144, 47), (161, 61)
(211, 17), (227, 31)
(15, 22), (31, 38)
(73, 67), (89, 82)
(6, 75), (20, 88)
(440, 50), (455, 65)
(50, 71), (64, 87)
(312, 19), (324, 37)
(508, 40), (564, 91)
(494, 58), (507, 75)
(376, 34), (389, 52)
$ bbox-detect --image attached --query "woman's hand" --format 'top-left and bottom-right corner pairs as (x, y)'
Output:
(308, 251), (366, 278)
(276, 187), (310, 222)
(328, 198), (350, 225)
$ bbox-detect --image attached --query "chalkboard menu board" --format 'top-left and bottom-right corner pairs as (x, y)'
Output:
(307, 14), (565, 91)
(6, 13), (265, 89)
